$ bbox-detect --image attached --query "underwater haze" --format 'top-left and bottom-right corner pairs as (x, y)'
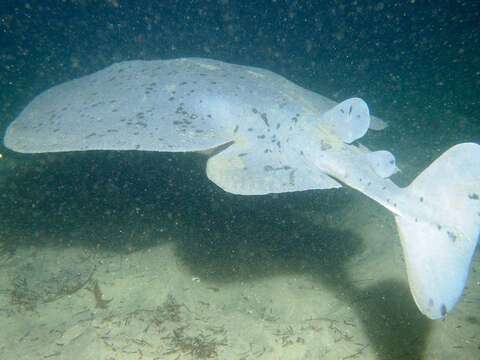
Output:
(0, 1), (479, 359)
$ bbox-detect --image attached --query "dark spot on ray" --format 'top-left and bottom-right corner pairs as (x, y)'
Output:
(238, 153), (248, 157)
(247, 128), (253, 132)
(429, 298), (434, 307)
(437, 224), (442, 230)
(261, 113), (269, 127)
(168, 97), (175, 101)
(348, 105), (353, 115)
(447, 231), (457, 242)
(85, 132), (96, 139)
(276, 123), (281, 130)
(420, 197), (424, 202)
(440, 304), (447, 317)
(468, 193), (479, 200)
(233, 125), (239, 133)
(265, 164), (291, 173)
(195, 129), (204, 133)
(251, 108), (258, 114)
(257, 135), (266, 139)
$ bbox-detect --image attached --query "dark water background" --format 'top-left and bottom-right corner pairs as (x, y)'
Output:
(0, 1), (479, 359)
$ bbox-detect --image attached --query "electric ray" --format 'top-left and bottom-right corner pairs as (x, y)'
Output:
(4, 58), (480, 320)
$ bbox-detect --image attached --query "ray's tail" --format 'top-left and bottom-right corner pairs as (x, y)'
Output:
(395, 143), (480, 319)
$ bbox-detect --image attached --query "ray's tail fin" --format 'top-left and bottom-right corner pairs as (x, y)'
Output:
(395, 143), (480, 319)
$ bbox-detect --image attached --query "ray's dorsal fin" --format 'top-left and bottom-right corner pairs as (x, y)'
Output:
(320, 98), (370, 144)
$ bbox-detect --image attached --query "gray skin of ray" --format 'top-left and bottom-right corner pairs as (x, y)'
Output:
(4, 57), (450, 231)
(4, 57), (455, 234)
(5, 58), (458, 236)
(4, 58), (478, 320)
